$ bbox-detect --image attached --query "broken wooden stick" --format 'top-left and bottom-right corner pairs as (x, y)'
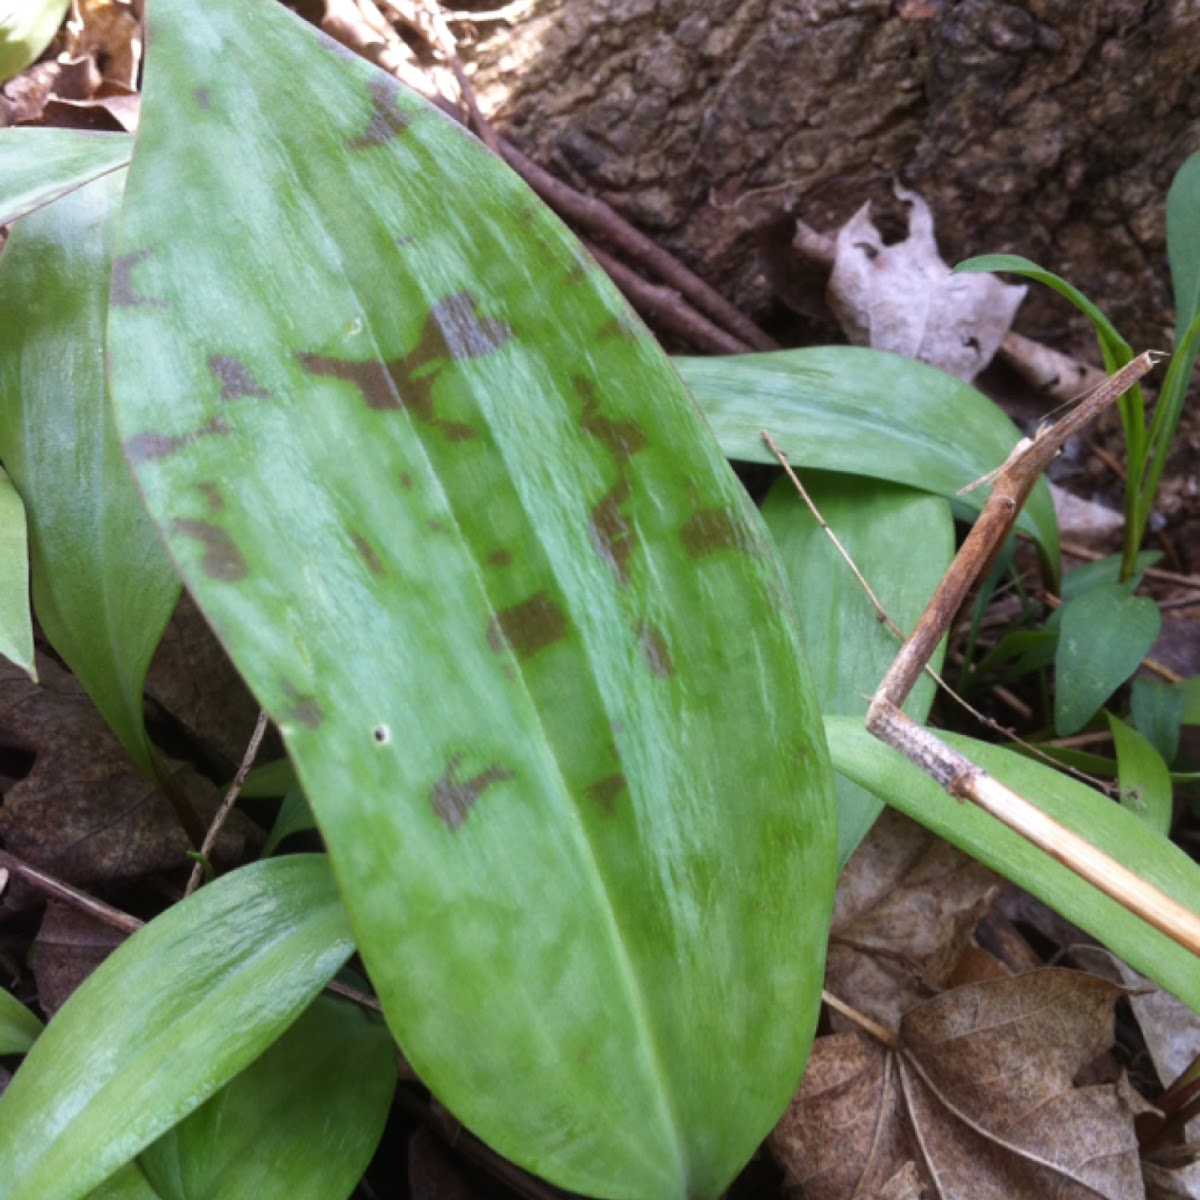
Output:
(864, 350), (1200, 958)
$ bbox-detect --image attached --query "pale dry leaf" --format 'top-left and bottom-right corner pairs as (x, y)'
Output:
(30, 901), (125, 1016)
(827, 808), (1002, 1028)
(771, 970), (1145, 1200)
(1145, 1160), (1200, 1200)
(827, 184), (1026, 382)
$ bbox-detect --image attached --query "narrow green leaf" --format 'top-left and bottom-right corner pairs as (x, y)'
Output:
(0, 1), (69, 84)
(1108, 712), (1173, 836)
(1055, 582), (1161, 735)
(83, 1166), (161, 1200)
(955, 254), (1133, 368)
(0, 466), (35, 678)
(0, 855), (355, 1200)
(139, 993), (396, 1200)
(238, 758), (296, 799)
(675, 346), (1060, 578)
(0, 171), (181, 777)
(0, 129), (131, 226)
(1167, 150), (1200, 340)
(826, 717), (1200, 1013)
(763, 475), (953, 865)
(1131, 675), (1186, 765)
(261, 781), (315, 857)
(1180, 675), (1200, 725)
(0, 988), (42, 1056)
(107, 3), (835, 1198)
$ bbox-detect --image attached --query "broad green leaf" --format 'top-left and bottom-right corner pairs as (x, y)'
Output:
(1167, 150), (1200, 341)
(1108, 712), (1173, 836)
(0, 170), (181, 778)
(0, 1), (69, 84)
(826, 717), (1200, 1013)
(1132, 675), (1186, 764)
(239, 758), (296, 799)
(675, 346), (1060, 578)
(763, 475), (953, 865)
(261, 781), (316, 856)
(0, 129), (131, 226)
(0, 855), (355, 1200)
(107, 3), (836, 1198)
(0, 466), (34, 678)
(1055, 582), (1161, 735)
(139, 993), (396, 1200)
(0, 987), (42, 1055)
(84, 1166), (160, 1200)
(1181, 675), (1200, 725)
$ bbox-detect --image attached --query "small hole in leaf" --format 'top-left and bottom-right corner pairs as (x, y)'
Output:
(373, 725), (390, 745)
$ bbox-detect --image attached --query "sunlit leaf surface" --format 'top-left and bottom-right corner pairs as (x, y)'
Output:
(106, 1), (836, 1196)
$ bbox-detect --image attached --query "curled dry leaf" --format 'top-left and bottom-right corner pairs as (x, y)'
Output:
(827, 809), (1002, 1029)
(827, 184), (1026, 382)
(770, 970), (1144, 1200)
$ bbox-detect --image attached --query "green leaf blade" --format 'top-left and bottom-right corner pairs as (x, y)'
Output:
(676, 346), (1060, 579)
(1055, 583), (1161, 735)
(764, 476), (954, 865)
(1108, 712), (1173, 836)
(0, 467), (35, 678)
(108, 3), (836, 1197)
(0, 129), (131, 226)
(0, 171), (180, 776)
(1167, 150), (1200, 340)
(0, 856), (355, 1200)
(0, 988), (42, 1056)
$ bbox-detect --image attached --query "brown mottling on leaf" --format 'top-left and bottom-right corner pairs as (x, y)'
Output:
(124, 415), (229, 464)
(110, 249), (167, 309)
(170, 518), (248, 581)
(351, 532), (385, 577)
(427, 519), (447, 534)
(681, 507), (754, 559)
(636, 620), (674, 678)
(298, 352), (398, 410)
(296, 295), (506, 440)
(487, 548), (512, 567)
(281, 682), (324, 730)
(566, 254), (591, 285)
(486, 592), (568, 661)
(586, 773), (626, 814)
(589, 479), (636, 586)
(209, 354), (270, 401)
(576, 378), (647, 462)
(348, 76), (412, 148)
(430, 753), (514, 831)
(197, 481), (225, 513)
(597, 311), (642, 342)
(194, 87), (211, 110)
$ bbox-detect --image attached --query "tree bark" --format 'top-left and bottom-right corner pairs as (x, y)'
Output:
(468, 0), (1200, 355)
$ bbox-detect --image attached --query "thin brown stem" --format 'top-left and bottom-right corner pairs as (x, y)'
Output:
(185, 709), (270, 897)
(0, 850), (143, 936)
(822, 989), (898, 1049)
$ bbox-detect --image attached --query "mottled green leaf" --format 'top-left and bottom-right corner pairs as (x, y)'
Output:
(106, 2), (835, 1198)
(0, 466), (34, 678)
(1055, 582), (1161, 735)
(0, 129), (131, 225)
(1108, 712), (1173, 836)
(1060, 550), (1159, 601)
(826, 717), (1200, 1013)
(139, 993), (395, 1200)
(675, 346), (1059, 577)
(0, 171), (180, 777)
(0, 1), (69, 84)
(0, 987), (42, 1055)
(1168, 150), (1200, 340)
(0, 855), (355, 1200)
(763, 475), (953, 865)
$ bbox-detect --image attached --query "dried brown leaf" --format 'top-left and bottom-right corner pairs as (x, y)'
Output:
(30, 901), (125, 1016)
(827, 184), (1026, 382)
(0, 655), (253, 890)
(772, 970), (1144, 1200)
(828, 809), (1002, 1028)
